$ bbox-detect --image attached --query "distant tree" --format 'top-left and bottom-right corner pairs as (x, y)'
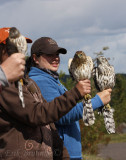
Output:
(59, 70), (66, 85)
(59, 70), (76, 90)
(111, 74), (126, 125)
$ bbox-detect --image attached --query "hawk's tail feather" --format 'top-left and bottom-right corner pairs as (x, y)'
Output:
(18, 81), (25, 108)
(83, 99), (95, 126)
(102, 107), (115, 134)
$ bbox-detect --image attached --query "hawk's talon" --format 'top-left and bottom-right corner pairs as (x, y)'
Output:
(104, 104), (111, 110)
(84, 94), (91, 101)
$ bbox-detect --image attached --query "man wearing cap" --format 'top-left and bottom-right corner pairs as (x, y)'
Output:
(28, 37), (112, 159)
(0, 27), (32, 92)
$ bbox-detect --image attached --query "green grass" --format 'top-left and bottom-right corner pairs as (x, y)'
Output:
(82, 154), (111, 160)
(83, 154), (103, 160)
(104, 133), (126, 143)
(82, 133), (126, 160)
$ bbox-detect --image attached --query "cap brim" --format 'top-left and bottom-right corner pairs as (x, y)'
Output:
(1, 37), (32, 44)
(37, 46), (67, 55)
(57, 47), (67, 54)
(25, 37), (32, 43)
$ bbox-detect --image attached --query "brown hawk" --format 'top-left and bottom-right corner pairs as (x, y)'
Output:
(93, 56), (116, 133)
(6, 27), (27, 55)
(6, 27), (28, 108)
(68, 51), (95, 126)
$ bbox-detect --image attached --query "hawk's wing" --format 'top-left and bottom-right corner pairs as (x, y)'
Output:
(93, 56), (116, 134)
(86, 56), (94, 72)
(68, 58), (75, 80)
(93, 60), (115, 91)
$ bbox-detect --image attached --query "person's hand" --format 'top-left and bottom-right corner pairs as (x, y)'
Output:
(1, 53), (25, 82)
(97, 88), (112, 105)
(76, 79), (91, 97)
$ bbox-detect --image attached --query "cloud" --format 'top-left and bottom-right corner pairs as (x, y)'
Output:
(0, 0), (126, 74)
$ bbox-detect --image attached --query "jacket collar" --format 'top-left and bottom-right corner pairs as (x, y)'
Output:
(39, 67), (59, 80)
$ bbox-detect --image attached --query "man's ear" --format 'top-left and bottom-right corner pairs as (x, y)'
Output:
(32, 54), (39, 64)
(1, 49), (9, 63)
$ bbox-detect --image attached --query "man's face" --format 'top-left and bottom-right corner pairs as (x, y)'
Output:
(36, 53), (60, 72)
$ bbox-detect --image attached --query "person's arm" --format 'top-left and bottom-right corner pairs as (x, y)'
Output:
(0, 80), (90, 127)
(56, 90), (111, 125)
(32, 78), (91, 124)
(91, 94), (103, 110)
(97, 88), (112, 105)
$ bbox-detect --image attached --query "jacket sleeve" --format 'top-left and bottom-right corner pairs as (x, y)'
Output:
(0, 66), (9, 88)
(34, 78), (104, 125)
(56, 95), (104, 124)
(0, 83), (82, 127)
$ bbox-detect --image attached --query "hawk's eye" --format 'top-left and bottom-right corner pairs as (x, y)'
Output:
(79, 53), (83, 57)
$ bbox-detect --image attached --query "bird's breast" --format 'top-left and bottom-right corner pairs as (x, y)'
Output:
(72, 65), (92, 81)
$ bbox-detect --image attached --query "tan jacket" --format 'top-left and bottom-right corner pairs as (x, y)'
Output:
(0, 78), (82, 160)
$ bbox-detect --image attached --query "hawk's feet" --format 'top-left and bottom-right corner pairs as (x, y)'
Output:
(84, 94), (91, 101)
(104, 104), (111, 110)
(20, 79), (24, 85)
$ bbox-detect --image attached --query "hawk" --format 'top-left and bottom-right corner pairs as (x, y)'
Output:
(68, 51), (95, 126)
(93, 56), (116, 133)
(6, 27), (28, 108)
(6, 27), (27, 55)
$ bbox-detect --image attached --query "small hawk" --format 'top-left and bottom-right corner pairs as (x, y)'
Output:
(93, 56), (116, 133)
(68, 51), (95, 126)
(6, 27), (28, 108)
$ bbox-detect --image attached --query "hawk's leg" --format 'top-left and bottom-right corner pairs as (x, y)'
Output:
(104, 103), (111, 110)
(102, 104), (115, 134)
(18, 80), (25, 108)
(83, 94), (95, 126)
(84, 94), (92, 101)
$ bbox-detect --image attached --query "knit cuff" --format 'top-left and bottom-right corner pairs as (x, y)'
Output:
(0, 66), (9, 87)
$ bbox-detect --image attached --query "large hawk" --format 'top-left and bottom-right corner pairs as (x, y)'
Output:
(68, 51), (95, 126)
(93, 56), (116, 133)
(6, 27), (28, 108)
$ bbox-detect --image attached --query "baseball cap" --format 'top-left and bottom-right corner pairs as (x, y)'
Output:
(0, 27), (32, 44)
(31, 37), (67, 56)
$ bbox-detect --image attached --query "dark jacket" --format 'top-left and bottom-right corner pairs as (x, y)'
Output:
(0, 78), (82, 160)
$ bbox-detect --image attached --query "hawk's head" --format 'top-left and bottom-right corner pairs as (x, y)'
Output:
(97, 56), (110, 66)
(9, 27), (20, 39)
(74, 51), (87, 64)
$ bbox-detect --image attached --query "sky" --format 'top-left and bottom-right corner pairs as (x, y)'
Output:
(1, 0), (126, 74)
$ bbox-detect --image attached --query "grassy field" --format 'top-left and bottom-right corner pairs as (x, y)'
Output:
(105, 133), (126, 143)
(83, 154), (105, 160)
(82, 133), (126, 160)
(82, 154), (113, 160)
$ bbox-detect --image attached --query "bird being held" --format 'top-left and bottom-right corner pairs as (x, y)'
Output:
(6, 27), (28, 108)
(93, 56), (116, 133)
(68, 51), (95, 126)
(6, 27), (27, 55)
